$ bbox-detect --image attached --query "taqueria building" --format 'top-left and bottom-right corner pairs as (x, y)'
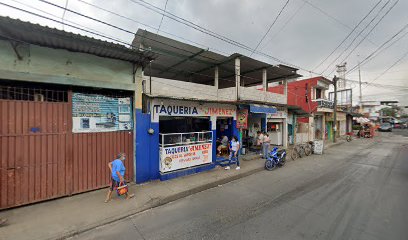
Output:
(136, 98), (238, 182)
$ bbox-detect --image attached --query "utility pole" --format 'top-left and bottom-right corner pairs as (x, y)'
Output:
(358, 60), (363, 113)
(333, 76), (338, 143)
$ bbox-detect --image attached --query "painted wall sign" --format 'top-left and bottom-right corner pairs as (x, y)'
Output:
(160, 143), (212, 173)
(72, 93), (133, 132)
(151, 99), (236, 123)
(267, 111), (287, 119)
(236, 109), (249, 129)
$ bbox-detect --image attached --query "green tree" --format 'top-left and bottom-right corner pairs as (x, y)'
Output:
(381, 107), (397, 117)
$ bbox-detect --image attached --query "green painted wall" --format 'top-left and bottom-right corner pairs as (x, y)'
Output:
(0, 40), (136, 90)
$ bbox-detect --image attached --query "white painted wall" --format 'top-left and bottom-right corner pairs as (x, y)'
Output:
(145, 76), (236, 102)
(0, 40), (135, 90)
(240, 87), (287, 105)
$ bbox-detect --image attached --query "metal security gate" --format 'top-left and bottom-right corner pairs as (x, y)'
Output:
(0, 86), (134, 209)
(0, 99), (72, 209)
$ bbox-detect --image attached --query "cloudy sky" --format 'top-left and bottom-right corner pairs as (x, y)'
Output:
(1, 0), (407, 105)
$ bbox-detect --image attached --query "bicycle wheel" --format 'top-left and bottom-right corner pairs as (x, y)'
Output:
(304, 145), (312, 156)
(291, 148), (298, 160)
(298, 146), (304, 158)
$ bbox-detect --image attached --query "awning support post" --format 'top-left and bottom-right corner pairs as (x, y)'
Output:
(235, 57), (240, 101)
(262, 68), (267, 92)
(214, 66), (219, 89)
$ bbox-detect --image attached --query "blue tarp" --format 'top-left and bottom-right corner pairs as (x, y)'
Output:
(249, 104), (277, 114)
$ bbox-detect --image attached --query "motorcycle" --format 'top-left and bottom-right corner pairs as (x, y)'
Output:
(265, 147), (286, 171)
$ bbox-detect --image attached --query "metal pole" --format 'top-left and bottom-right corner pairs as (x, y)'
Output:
(333, 76), (337, 143)
(358, 61), (363, 113)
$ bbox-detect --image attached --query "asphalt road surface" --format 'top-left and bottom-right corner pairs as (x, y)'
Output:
(73, 130), (408, 240)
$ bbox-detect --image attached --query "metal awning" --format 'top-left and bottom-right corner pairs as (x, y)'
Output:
(287, 105), (311, 116)
(132, 29), (301, 88)
(0, 16), (157, 65)
(249, 104), (277, 114)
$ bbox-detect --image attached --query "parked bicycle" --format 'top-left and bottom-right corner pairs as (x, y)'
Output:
(291, 142), (312, 160)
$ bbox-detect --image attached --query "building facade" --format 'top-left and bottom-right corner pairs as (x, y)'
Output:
(0, 17), (155, 209)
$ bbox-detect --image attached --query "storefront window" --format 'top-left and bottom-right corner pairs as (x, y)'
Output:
(160, 131), (212, 147)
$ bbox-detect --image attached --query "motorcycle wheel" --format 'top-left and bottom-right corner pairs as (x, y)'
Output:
(280, 157), (286, 166)
(304, 145), (312, 156)
(265, 160), (276, 171)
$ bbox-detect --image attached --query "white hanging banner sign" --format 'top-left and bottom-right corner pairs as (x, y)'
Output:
(160, 143), (212, 172)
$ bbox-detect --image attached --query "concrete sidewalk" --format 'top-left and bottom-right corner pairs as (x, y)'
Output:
(0, 142), (344, 240)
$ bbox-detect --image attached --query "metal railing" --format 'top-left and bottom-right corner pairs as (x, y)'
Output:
(159, 131), (213, 147)
(313, 98), (334, 109)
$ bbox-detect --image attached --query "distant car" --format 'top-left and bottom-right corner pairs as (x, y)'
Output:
(379, 123), (392, 132)
(394, 123), (400, 129)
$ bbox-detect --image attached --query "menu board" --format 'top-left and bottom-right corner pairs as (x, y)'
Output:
(313, 140), (324, 155)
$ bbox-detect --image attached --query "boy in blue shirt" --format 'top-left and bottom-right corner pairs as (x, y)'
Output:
(104, 153), (134, 203)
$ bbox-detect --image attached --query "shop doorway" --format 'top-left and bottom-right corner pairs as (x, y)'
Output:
(267, 122), (283, 146)
(216, 117), (233, 158)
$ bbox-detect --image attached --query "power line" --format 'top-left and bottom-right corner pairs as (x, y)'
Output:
(260, 1), (306, 51)
(61, 0), (69, 30)
(4, 0), (299, 90)
(156, 0), (168, 34)
(361, 49), (408, 90)
(127, 0), (253, 52)
(125, 0), (320, 74)
(10, 0), (124, 43)
(329, 0), (400, 76)
(320, 0), (392, 75)
(250, 0), (290, 56)
(347, 22), (408, 74)
(76, 0), (229, 55)
(312, 0), (382, 73)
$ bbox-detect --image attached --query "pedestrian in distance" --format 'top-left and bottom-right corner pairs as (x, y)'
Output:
(262, 133), (271, 159)
(225, 136), (240, 170)
(105, 153), (134, 203)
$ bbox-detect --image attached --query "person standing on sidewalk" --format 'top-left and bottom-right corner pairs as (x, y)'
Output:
(262, 133), (271, 159)
(225, 136), (240, 170)
(257, 131), (264, 156)
(105, 153), (134, 203)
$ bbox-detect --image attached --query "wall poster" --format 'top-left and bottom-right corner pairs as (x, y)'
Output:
(72, 93), (133, 133)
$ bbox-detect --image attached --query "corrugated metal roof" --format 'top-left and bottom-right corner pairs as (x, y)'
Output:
(132, 29), (301, 88)
(0, 16), (157, 65)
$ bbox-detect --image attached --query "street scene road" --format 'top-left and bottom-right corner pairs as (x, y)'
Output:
(73, 130), (408, 240)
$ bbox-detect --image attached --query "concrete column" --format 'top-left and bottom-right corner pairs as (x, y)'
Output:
(262, 68), (267, 92)
(283, 109), (288, 148)
(284, 79), (288, 98)
(322, 113), (326, 140)
(309, 116), (314, 141)
(235, 57), (240, 101)
(214, 66), (219, 89)
(133, 65), (144, 182)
